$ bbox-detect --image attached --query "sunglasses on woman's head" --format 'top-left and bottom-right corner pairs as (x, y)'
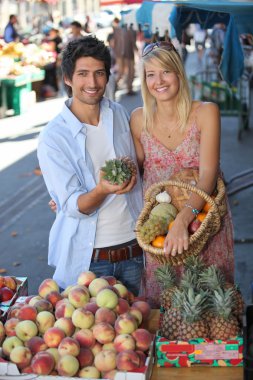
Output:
(142, 41), (177, 57)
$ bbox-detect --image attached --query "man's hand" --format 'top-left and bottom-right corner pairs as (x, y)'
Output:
(48, 199), (57, 213)
(98, 170), (136, 195)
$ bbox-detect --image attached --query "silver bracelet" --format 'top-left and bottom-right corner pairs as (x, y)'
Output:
(184, 203), (201, 216)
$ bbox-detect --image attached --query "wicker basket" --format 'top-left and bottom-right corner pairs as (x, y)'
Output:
(135, 177), (226, 266)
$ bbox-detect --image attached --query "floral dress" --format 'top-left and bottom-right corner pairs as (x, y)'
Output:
(140, 119), (234, 308)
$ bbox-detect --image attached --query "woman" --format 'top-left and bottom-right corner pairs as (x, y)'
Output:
(130, 41), (234, 308)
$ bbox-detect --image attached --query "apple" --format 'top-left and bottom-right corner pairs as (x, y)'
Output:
(92, 322), (115, 344)
(34, 299), (54, 313)
(88, 278), (109, 297)
(129, 306), (143, 326)
(113, 284), (128, 299)
(0, 320), (5, 343)
(188, 219), (202, 234)
(73, 328), (95, 348)
(55, 301), (75, 319)
(0, 287), (14, 302)
(10, 346), (32, 369)
(45, 291), (63, 307)
(68, 285), (90, 308)
(132, 328), (153, 351)
(2, 336), (24, 356)
(54, 317), (75, 337)
(57, 354), (79, 377)
(116, 349), (140, 370)
(96, 289), (119, 309)
(58, 337), (80, 357)
(95, 307), (116, 326)
(43, 327), (65, 348)
(131, 301), (151, 321)
(31, 351), (55, 375)
(94, 349), (117, 372)
(114, 333), (136, 352)
(36, 311), (55, 334)
(38, 278), (59, 298)
(4, 276), (17, 291)
(114, 298), (130, 315)
(4, 318), (19, 337)
(18, 305), (37, 321)
(114, 312), (138, 335)
(72, 308), (95, 329)
(78, 366), (100, 379)
(77, 271), (97, 287)
(15, 320), (38, 342)
(77, 347), (94, 367)
(25, 336), (47, 355)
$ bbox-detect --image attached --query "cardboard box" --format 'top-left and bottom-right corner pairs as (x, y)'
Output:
(156, 333), (243, 367)
(0, 339), (155, 380)
(0, 277), (28, 322)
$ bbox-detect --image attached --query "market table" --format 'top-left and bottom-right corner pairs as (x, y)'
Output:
(147, 310), (243, 380)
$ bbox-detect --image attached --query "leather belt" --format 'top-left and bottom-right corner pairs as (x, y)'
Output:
(91, 242), (143, 263)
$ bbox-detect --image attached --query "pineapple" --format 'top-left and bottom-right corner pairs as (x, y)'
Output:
(138, 216), (168, 244)
(161, 288), (184, 340)
(177, 288), (209, 340)
(209, 287), (240, 340)
(180, 269), (201, 292)
(183, 255), (206, 277)
(155, 265), (178, 309)
(101, 157), (136, 185)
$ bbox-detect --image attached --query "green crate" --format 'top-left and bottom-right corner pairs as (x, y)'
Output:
(6, 83), (31, 115)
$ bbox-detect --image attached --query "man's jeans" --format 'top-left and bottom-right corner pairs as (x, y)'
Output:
(89, 256), (144, 296)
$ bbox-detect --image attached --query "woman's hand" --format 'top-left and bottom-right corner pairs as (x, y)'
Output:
(163, 213), (190, 256)
(48, 199), (57, 213)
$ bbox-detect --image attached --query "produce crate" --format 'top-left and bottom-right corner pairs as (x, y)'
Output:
(244, 304), (253, 380)
(0, 277), (28, 321)
(0, 337), (154, 380)
(156, 332), (243, 367)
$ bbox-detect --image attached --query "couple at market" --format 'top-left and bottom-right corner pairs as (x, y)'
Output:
(37, 35), (234, 309)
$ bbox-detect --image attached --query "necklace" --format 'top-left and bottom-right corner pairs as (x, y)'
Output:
(156, 113), (178, 139)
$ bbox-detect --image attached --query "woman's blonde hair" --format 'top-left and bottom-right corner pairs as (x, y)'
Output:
(140, 47), (192, 132)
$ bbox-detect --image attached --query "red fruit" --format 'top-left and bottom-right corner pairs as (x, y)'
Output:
(0, 287), (14, 302)
(188, 219), (202, 235)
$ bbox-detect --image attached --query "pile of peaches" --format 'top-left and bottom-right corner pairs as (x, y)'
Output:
(0, 271), (153, 379)
(0, 276), (18, 303)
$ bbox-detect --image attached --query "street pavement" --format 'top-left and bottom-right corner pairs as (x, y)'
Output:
(0, 51), (253, 304)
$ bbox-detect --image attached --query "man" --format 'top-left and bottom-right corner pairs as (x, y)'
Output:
(37, 36), (143, 294)
(4, 15), (19, 43)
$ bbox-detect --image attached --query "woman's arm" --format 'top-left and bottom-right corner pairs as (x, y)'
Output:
(130, 107), (145, 172)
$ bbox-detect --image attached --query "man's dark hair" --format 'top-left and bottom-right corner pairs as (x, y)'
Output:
(62, 35), (111, 96)
(70, 21), (82, 29)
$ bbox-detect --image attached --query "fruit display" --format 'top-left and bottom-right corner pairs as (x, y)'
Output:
(155, 256), (244, 341)
(101, 157), (137, 185)
(0, 276), (27, 308)
(0, 272), (153, 378)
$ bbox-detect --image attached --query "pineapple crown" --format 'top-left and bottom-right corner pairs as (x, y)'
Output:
(210, 287), (236, 319)
(180, 288), (209, 323)
(180, 269), (201, 292)
(155, 265), (177, 289)
(184, 255), (206, 275)
(199, 265), (226, 290)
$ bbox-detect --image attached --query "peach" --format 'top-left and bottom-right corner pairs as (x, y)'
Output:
(91, 341), (102, 356)
(72, 308), (95, 329)
(21, 365), (33, 373)
(131, 301), (151, 321)
(18, 305), (37, 321)
(78, 366), (100, 379)
(0, 275), (5, 288)
(127, 291), (135, 304)
(102, 369), (118, 380)
(0, 287), (14, 301)
(15, 320), (38, 342)
(0, 320), (5, 343)
(73, 328), (95, 348)
(7, 303), (24, 319)
(68, 286), (90, 308)
(43, 327), (65, 348)
(36, 311), (55, 334)
(77, 347), (94, 367)
(24, 295), (36, 304)
(38, 278), (59, 298)
(92, 322), (115, 344)
(113, 284), (128, 299)
(114, 312), (138, 335)
(95, 307), (116, 326)
(10, 346), (32, 369)
(99, 285), (120, 297)
(57, 354), (79, 377)
(102, 343), (116, 351)
(25, 336), (47, 355)
(129, 306), (143, 326)
(77, 271), (97, 287)
(54, 317), (75, 337)
(60, 284), (74, 298)
(45, 291), (63, 308)
(100, 276), (117, 286)
(34, 299), (54, 313)
(55, 301), (75, 319)
(136, 350), (147, 367)
(132, 328), (153, 352)
(114, 298), (130, 315)
(31, 351), (55, 375)
(46, 347), (60, 368)
(94, 349), (117, 372)
(28, 295), (42, 306)
(58, 337), (80, 357)
(83, 301), (99, 315)
(116, 349), (140, 371)
(4, 276), (17, 291)
(114, 333), (136, 352)
(2, 336), (24, 357)
(96, 289), (119, 309)
(88, 278), (109, 297)
(4, 318), (19, 336)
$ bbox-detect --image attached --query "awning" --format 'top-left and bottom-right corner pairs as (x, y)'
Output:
(100, 0), (143, 5)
